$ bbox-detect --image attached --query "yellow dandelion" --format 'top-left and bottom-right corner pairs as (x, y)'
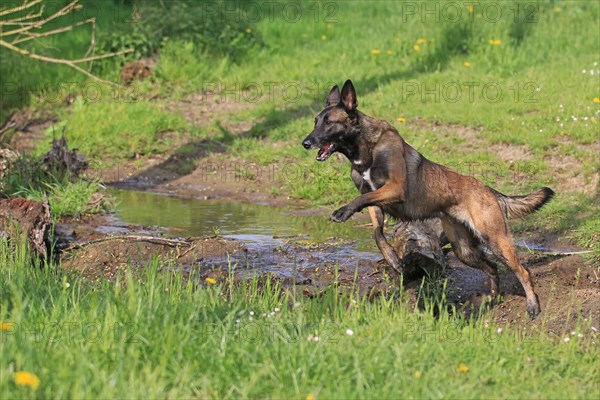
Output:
(463, 61), (471, 68)
(417, 38), (427, 44)
(245, 28), (251, 33)
(321, 35), (327, 41)
(413, 44), (420, 51)
(306, 395), (315, 400)
(489, 39), (502, 46)
(593, 97), (600, 104)
(413, 370), (422, 378)
(396, 117), (406, 123)
(554, 6), (561, 13)
(14, 371), (40, 389)
(386, 49), (393, 55)
(457, 363), (469, 373)
(466, 5), (474, 13)
(205, 277), (217, 285)
(371, 49), (381, 55)
(1, 322), (14, 332)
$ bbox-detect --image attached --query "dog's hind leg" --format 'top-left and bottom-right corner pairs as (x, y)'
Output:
(368, 206), (404, 274)
(469, 208), (541, 320)
(441, 218), (499, 299)
(488, 234), (540, 320)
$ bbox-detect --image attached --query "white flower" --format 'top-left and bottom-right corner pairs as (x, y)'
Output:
(591, 326), (598, 332)
(497, 327), (503, 334)
(249, 311), (254, 316)
(346, 329), (354, 336)
(274, 307), (280, 313)
(582, 69), (587, 74)
(577, 334), (584, 338)
(563, 337), (570, 342)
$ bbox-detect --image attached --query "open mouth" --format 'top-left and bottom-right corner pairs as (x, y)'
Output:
(316, 142), (335, 161)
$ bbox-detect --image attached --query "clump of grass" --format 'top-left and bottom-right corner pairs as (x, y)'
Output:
(1, 154), (109, 219)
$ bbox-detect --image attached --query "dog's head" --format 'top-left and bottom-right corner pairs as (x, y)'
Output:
(302, 79), (359, 161)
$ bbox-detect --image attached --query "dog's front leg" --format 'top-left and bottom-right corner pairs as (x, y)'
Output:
(331, 183), (404, 222)
(368, 206), (404, 274)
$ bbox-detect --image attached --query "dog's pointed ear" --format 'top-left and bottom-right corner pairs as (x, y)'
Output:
(326, 85), (340, 107)
(340, 79), (357, 111)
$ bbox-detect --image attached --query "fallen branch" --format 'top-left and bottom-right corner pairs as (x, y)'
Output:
(63, 235), (187, 252)
(0, 197), (51, 260)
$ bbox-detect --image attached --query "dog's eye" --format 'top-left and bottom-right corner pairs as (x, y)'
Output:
(326, 119), (333, 125)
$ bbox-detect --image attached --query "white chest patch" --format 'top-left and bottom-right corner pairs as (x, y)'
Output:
(362, 168), (376, 191)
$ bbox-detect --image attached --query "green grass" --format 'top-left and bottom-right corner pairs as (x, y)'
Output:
(1, 241), (598, 399)
(1, 2), (599, 396)
(55, 99), (188, 158)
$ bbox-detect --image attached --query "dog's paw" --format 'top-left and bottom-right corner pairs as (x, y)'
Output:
(330, 206), (354, 222)
(527, 295), (541, 320)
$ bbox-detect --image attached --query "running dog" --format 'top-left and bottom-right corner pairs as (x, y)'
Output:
(302, 80), (554, 319)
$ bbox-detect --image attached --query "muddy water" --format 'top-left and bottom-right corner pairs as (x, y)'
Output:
(110, 189), (383, 277)
(111, 189), (374, 244)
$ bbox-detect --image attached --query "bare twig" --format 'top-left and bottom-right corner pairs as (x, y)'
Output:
(0, 1), (80, 36)
(0, 0), (43, 18)
(0, 0), (131, 87)
(1, 39), (132, 87)
(11, 18), (95, 45)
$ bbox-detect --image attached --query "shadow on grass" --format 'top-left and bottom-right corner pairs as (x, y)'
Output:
(119, 23), (473, 189)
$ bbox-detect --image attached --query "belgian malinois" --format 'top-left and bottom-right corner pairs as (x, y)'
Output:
(302, 80), (554, 319)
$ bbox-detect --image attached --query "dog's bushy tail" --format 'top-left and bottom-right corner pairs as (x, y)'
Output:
(490, 187), (555, 219)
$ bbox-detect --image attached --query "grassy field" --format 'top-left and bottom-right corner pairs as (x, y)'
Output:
(1, 0), (599, 398)
(2, 241), (598, 398)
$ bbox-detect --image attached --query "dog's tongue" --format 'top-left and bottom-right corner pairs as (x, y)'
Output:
(317, 143), (334, 161)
